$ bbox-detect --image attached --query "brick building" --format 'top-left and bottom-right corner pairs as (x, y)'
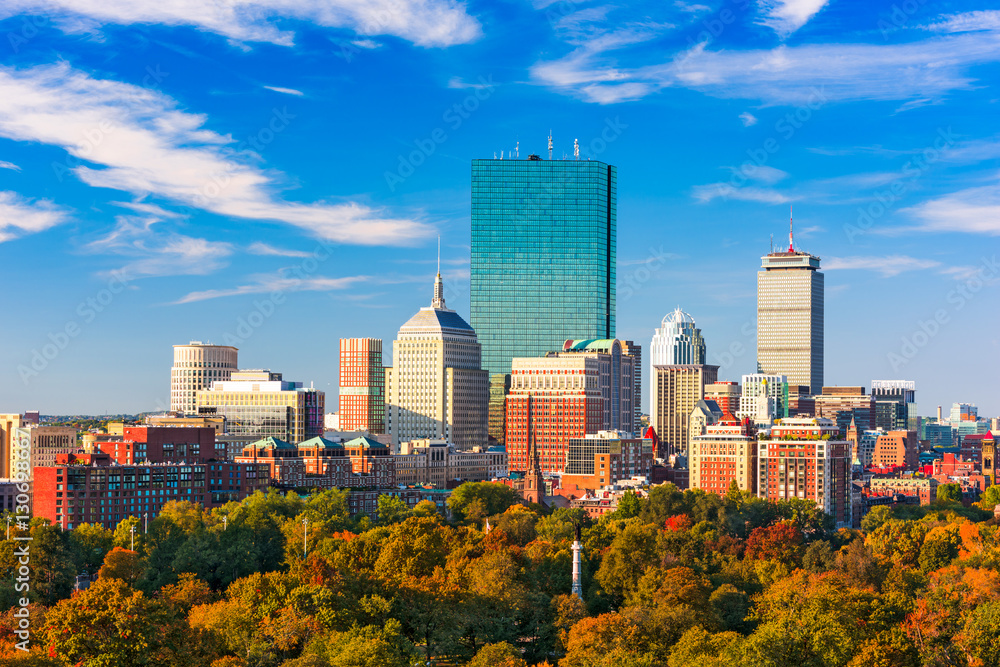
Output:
(562, 431), (654, 492)
(690, 417), (757, 496)
(98, 426), (223, 465)
(871, 430), (919, 470)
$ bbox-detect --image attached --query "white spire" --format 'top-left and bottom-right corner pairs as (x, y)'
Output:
(432, 237), (446, 309)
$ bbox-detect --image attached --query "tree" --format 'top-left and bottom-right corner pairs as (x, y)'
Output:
(284, 621), (414, 667)
(978, 485), (1000, 510)
(494, 505), (537, 546)
(29, 524), (76, 605)
(957, 599), (1000, 666)
(376, 495), (411, 525)
(861, 506), (893, 534)
(744, 522), (803, 566)
(607, 491), (643, 520)
(937, 482), (962, 504)
(594, 522), (659, 604)
(98, 547), (143, 585)
(803, 540), (836, 573)
(68, 522), (114, 575)
(112, 515), (144, 552)
(467, 641), (528, 667)
(668, 627), (744, 667)
(447, 482), (520, 522)
(639, 483), (687, 526)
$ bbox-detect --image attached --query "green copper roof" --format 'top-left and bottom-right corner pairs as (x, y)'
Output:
(343, 435), (386, 449)
(564, 339), (617, 352)
(247, 436), (296, 450)
(297, 436), (345, 450)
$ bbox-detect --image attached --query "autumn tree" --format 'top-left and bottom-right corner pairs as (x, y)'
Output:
(447, 482), (520, 522)
(98, 547), (143, 585)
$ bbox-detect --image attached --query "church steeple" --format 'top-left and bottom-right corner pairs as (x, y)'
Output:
(431, 236), (446, 309)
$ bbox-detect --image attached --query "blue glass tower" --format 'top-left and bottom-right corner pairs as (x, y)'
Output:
(471, 157), (616, 377)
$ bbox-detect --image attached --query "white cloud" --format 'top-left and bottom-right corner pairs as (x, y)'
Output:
(739, 111), (758, 126)
(736, 164), (788, 185)
(263, 85), (304, 96)
(0, 63), (432, 246)
(0, 191), (69, 243)
(757, 0), (829, 36)
(692, 183), (792, 204)
(903, 182), (1000, 235)
(825, 255), (941, 277)
(247, 241), (312, 257)
(84, 214), (233, 278)
(351, 38), (381, 49)
(0, 0), (481, 48)
(925, 11), (1000, 33)
(0, 160), (20, 171)
(532, 28), (1000, 106)
(174, 271), (367, 303)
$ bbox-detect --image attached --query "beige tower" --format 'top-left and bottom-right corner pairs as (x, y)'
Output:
(650, 364), (719, 457)
(170, 342), (238, 414)
(385, 271), (488, 450)
(757, 213), (824, 395)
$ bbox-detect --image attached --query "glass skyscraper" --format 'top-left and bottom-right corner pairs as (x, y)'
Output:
(470, 157), (616, 377)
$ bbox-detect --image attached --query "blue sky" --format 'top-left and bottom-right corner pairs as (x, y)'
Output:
(0, 0), (997, 417)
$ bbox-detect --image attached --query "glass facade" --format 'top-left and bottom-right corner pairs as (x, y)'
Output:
(471, 158), (616, 378)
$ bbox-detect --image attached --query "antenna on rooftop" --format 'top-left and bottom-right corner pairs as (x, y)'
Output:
(548, 131), (553, 160)
(516, 141), (519, 158)
(574, 138), (579, 160)
(788, 205), (794, 252)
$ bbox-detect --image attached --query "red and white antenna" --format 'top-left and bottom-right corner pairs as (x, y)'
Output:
(788, 205), (794, 252)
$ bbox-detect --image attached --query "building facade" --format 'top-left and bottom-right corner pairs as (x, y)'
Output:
(488, 373), (510, 446)
(196, 370), (325, 444)
(872, 380), (917, 431)
(562, 431), (654, 491)
(650, 364), (720, 457)
(690, 417), (757, 495)
(738, 374), (789, 423)
(650, 307), (706, 366)
(338, 338), (385, 434)
(97, 426), (223, 465)
(756, 230), (824, 395)
(872, 430), (919, 470)
(814, 386), (875, 433)
(470, 157), (616, 378)
(393, 439), (508, 487)
(757, 417), (852, 529)
(13, 425), (79, 476)
(705, 382), (740, 417)
(34, 452), (270, 530)
(170, 342), (238, 415)
(505, 339), (636, 473)
(385, 272), (489, 450)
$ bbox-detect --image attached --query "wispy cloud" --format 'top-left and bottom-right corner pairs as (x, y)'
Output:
(825, 255), (941, 277)
(739, 111), (758, 127)
(0, 160), (20, 171)
(757, 0), (829, 36)
(925, 11), (1000, 33)
(263, 85), (304, 96)
(0, 0), (481, 48)
(902, 182), (1000, 235)
(247, 241), (312, 258)
(84, 214), (233, 278)
(0, 63), (432, 246)
(0, 191), (69, 243)
(693, 183), (793, 204)
(174, 271), (367, 304)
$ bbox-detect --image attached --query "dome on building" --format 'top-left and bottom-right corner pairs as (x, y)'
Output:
(661, 307), (696, 328)
(397, 270), (477, 339)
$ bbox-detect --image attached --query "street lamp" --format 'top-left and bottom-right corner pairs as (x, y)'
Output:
(143, 513), (148, 534)
(5, 516), (11, 541)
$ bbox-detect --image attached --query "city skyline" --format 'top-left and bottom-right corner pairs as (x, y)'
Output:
(1, 2), (998, 416)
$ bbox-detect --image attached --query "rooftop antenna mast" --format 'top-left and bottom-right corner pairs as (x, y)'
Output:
(574, 138), (579, 160)
(548, 131), (553, 160)
(516, 140), (519, 158)
(788, 205), (794, 252)
(437, 235), (441, 276)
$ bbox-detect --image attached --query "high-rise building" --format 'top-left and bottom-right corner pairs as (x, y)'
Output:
(0, 413), (23, 478)
(505, 339), (636, 473)
(385, 271), (489, 450)
(650, 308), (706, 366)
(563, 430), (654, 492)
(949, 403), (978, 422)
(196, 370), (325, 444)
(814, 386), (875, 434)
(872, 430), (919, 470)
(338, 338), (385, 434)
(690, 416), (757, 496)
(11, 425), (79, 477)
(705, 382), (740, 417)
(470, 157), (616, 378)
(756, 219), (823, 395)
(622, 340), (643, 434)
(650, 364), (720, 457)
(872, 380), (917, 431)
(757, 417), (852, 529)
(171, 342), (238, 415)
(488, 374), (510, 446)
(738, 374), (789, 423)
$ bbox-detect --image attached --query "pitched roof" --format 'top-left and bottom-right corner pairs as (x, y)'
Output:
(246, 436), (295, 450)
(343, 435), (386, 449)
(297, 436), (344, 450)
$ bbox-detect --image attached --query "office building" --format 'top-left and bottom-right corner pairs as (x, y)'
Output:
(690, 399), (724, 442)
(622, 340), (643, 434)
(394, 439), (508, 487)
(563, 431), (654, 492)
(814, 386), (875, 434)
(385, 271), (489, 449)
(0, 414), (23, 478)
(488, 374), (510, 446)
(650, 307), (706, 366)
(738, 374), (789, 423)
(872, 380), (917, 431)
(470, 156), (616, 378)
(871, 431), (919, 470)
(949, 403), (978, 422)
(650, 364), (720, 456)
(787, 385), (815, 416)
(705, 382), (740, 417)
(196, 370), (325, 444)
(338, 338), (385, 434)
(690, 417), (757, 495)
(757, 417), (852, 529)
(33, 451), (270, 530)
(12, 425), (79, 476)
(505, 339), (636, 473)
(756, 222), (823, 395)
(170, 342), (238, 415)
(97, 426), (223, 465)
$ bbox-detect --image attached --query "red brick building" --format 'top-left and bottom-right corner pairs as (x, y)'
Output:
(235, 435), (396, 490)
(98, 426), (223, 464)
(338, 338), (385, 434)
(871, 430), (919, 470)
(34, 452), (270, 530)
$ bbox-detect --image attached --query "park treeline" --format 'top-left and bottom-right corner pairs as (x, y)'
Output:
(1, 481), (999, 667)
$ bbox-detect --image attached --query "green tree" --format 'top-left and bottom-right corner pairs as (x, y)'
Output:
(958, 599), (1000, 666)
(638, 483), (687, 526)
(68, 522), (114, 575)
(861, 505), (893, 534)
(285, 621), (414, 667)
(594, 522), (659, 604)
(466, 641), (528, 667)
(447, 482), (519, 522)
(937, 482), (962, 504)
(376, 495), (410, 525)
(978, 485), (1000, 510)
(30, 524), (76, 605)
(608, 491), (643, 520)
